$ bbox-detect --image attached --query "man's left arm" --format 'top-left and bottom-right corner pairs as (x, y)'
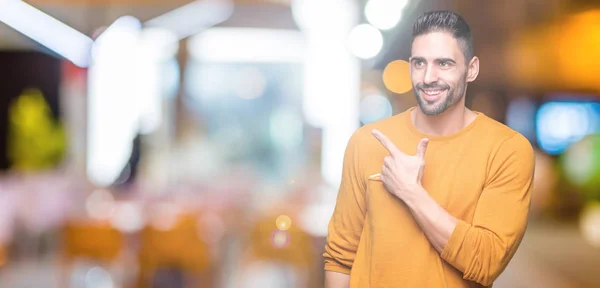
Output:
(405, 133), (535, 286)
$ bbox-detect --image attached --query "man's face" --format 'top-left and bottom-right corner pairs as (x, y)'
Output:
(410, 31), (476, 115)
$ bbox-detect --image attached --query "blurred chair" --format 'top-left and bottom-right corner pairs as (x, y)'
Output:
(60, 220), (125, 287)
(63, 221), (123, 262)
(237, 212), (314, 288)
(137, 213), (213, 288)
(0, 243), (6, 268)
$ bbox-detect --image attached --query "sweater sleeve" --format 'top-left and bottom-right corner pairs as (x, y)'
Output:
(441, 133), (535, 286)
(323, 130), (367, 274)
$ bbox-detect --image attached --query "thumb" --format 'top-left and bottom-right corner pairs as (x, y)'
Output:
(416, 138), (429, 160)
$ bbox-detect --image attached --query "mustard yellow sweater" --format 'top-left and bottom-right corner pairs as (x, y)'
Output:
(324, 107), (535, 287)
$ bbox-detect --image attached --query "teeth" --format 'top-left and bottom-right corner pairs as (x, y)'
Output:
(423, 89), (444, 96)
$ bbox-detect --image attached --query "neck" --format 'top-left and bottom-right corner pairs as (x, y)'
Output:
(411, 103), (476, 137)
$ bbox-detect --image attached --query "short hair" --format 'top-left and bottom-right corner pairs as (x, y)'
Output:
(412, 10), (474, 63)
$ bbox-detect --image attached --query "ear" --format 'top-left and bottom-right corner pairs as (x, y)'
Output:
(466, 56), (479, 83)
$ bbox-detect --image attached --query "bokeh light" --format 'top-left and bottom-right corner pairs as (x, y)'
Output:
(270, 230), (290, 249)
(360, 94), (393, 124)
(276, 215), (292, 231)
(150, 202), (180, 231)
(84, 266), (114, 288)
(364, 0), (407, 30)
(382, 60), (412, 94)
(561, 134), (600, 202)
(563, 136), (596, 186)
(536, 102), (600, 155)
(110, 202), (144, 233)
(347, 24), (383, 60)
(85, 189), (116, 220)
(580, 202), (600, 248)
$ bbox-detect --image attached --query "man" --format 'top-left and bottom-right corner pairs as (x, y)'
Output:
(324, 10), (534, 287)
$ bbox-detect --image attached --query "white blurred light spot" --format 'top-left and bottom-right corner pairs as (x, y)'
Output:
(88, 16), (177, 186)
(365, 0), (408, 30)
(85, 189), (116, 220)
(135, 29), (174, 134)
(580, 203), (600, 248)
(292, 0), (361, 187)
(189, 28), (305, 63)
(138, 27), (179, 63)
(299, 203), (335, 237)
(0, 0), (93, 67)
(360, 94), (393, 124)
(87, 16), (142, 187)
(232, 67), (267, 99)
(110, 202), (144, 233)
(144, 0), (234, 40)
(85, 266), (114, 288)
(239, 262), (299, 288)
(92, 16), (142, 63)
(291, 0), (358, 33)
(348, 24), (383, 59)
(270, 108), (303, 150)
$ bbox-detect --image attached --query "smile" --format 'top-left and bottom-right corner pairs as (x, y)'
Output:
(421, 89), (447, 101)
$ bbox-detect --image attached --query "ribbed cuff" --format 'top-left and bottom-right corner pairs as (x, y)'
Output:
(324, 262), (351, 275)
(440, 219), (470, 273)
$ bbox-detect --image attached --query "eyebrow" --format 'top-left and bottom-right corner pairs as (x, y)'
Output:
(436, 58), (456, 64)
(410, 57), (457, 64)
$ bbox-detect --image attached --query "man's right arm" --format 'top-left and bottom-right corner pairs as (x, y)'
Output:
(323, 130), (368, 287)
(325, 271), (350, 288)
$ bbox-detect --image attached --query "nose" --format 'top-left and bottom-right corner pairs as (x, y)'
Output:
(423, 64), (438, 85)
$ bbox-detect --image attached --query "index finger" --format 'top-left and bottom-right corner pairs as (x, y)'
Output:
(372, 129), (400, 156)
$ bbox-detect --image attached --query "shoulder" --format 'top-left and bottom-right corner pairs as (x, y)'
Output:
(477, 114), (534, 156)
(478, 116), (535, 181)
(477, 114), (520, 140)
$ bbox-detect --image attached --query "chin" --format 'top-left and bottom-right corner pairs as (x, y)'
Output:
(417, 96), (452, 116)
(421, 106), (445, 116)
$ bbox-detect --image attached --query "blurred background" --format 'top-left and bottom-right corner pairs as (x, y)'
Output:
(0, 0), (599, 287)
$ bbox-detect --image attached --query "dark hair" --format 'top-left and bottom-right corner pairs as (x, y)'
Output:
(412, 10), (474, 63)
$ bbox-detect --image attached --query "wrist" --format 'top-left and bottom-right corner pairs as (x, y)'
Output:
(403, 184), (428, 209)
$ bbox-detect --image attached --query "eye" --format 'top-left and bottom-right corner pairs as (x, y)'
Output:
(439, 61), (449, 67)
(414, 60), (425, 68)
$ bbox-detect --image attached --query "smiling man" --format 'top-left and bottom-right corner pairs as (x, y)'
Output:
(324, 11), (535, 287)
